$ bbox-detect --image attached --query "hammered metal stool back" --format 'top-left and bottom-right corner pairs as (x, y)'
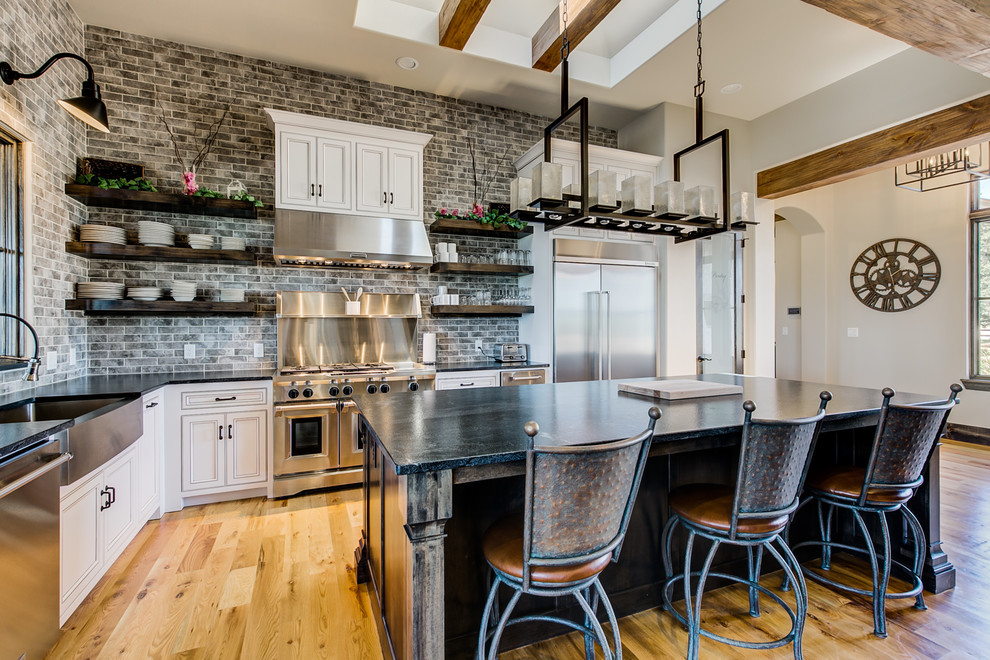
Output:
(788, 384), (961, 638)
(660, 392), (831, 660)
(477, 407), (661, 660)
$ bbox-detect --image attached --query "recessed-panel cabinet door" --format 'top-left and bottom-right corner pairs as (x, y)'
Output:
(60, 474), (102, 611)
(388, 147), (420, 218)
(356, 143), (389, 214)
(317, 137), (353, 211)
(134, 394), (161, 520)
(279, 131), (317, 207)
(226, 409), (268, 486)
(181, 413), (225, 492)
(103, 453), (135, 565)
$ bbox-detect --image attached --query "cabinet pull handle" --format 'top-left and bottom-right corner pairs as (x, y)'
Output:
(318, 184), (323, 197)
(215, 396), (237, 402)
(383, 192), (387, 204)
(100, 487), (112, 511)
(459, 382), (475, 387)
(219, 426), (224, 440)
(228, 424), (233, 439)
(311, 183), (315, 196)
(145, 401), (158, 408)
(107, 485), (116, 505)
(389, 192), (394, 204)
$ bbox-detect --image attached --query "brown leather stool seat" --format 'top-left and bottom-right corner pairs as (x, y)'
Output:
(482, 515), (612, 584)
(669, 484), (790, 536)
(806, 466), (914, 504)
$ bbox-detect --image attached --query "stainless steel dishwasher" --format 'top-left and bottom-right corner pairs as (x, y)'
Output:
(0, 434), (72, 659)
(499, 368), (547, 386)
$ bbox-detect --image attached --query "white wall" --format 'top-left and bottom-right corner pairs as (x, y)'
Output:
(777, 170), (988, 425)
(774, 219), (802, 379)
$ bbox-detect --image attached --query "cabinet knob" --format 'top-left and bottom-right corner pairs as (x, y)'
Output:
(311, 183), (315, 197)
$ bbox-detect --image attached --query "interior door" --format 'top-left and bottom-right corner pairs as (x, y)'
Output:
(554, 262), (603, 383)
(697, 232), (743, 373)
(601, 264), (657, 380)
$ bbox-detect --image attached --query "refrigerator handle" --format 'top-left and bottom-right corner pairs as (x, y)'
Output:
(597, 291), (605, 380)
(603, 291), (612, 380)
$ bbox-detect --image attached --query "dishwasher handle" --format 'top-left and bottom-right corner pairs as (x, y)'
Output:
(0, 452), (73, 501)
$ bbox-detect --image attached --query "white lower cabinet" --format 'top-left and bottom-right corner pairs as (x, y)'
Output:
(180, 408), (269, 493)
(60, 445), (138, 625)
(435, 370), (499, 390)
(134, 391), (163, 520)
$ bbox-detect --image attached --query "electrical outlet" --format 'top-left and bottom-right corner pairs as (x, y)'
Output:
(847, 327), (859, 338)
(69, 347), (77, 365)
(254, 342), (264, 358)
(46, 350), (57, 370)
(475, 340), (483, 352)
(184, 343), (197, 359)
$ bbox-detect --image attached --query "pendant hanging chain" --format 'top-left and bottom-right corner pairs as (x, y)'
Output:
(561, 0), (571, 62)
(695, 0), (705, 99)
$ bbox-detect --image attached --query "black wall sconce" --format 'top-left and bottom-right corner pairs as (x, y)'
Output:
(0, 52), (110, 132)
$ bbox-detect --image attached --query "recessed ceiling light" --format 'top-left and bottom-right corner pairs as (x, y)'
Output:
(720, 83), (743, 95)
(395, 56), (419, 70)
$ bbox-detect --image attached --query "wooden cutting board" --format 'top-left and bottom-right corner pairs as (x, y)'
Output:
(617, 379), (743, 400)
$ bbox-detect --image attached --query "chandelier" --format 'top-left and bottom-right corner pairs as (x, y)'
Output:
(895, 144), (990, 192)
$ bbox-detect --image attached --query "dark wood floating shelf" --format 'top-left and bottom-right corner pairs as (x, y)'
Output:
(65, 299), (257, 315)
(428, 217), (533, 239)
(64, 184), (259, 219)
(65, 241), (256, 265)
(429, 262), (533, 275)
(431, 304), (534, 317)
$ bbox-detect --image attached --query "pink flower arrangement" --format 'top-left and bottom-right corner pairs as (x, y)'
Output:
(182, 170), (199, 195)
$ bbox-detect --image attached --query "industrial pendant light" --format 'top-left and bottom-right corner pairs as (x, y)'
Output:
(894, 144), (990, 192)
(0, 52), (110, 133)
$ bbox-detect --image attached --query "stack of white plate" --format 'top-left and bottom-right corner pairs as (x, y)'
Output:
(127, 286), (162, 301)
(170, 281), (197, 302)
(219, 289), (245, 303)
(187, 234), (215, 249)
(220, 236), (246, 251)
(79, 224), (127, 245)
(76, 282), (125, 299)
(138, 221), (175, 247)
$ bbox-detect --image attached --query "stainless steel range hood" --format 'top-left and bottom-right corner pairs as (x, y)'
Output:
(274, 209), (433, 269)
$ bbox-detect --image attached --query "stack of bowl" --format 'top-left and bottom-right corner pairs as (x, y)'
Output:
(77, 282), (125, 299)
(138, 221), (175, 247)
(170, 281), (197, 302)
(220, 236), (246, 251)
(127, 286), (163, 301)
(187, 234), (215, 250)
(79, 224), (126, 245)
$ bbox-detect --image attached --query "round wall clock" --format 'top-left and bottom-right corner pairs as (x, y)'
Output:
(849, 238), (940, 312)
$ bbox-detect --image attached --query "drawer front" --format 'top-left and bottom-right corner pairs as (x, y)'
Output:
(435, 375), (498, 390)
(181, 387), (268, 410)
(500, 369), (546, 386)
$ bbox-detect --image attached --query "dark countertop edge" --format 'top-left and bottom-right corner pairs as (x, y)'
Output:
(376, 406), (884, 476)
(0, 419), (73, 466)
(434, 361), (550, 373)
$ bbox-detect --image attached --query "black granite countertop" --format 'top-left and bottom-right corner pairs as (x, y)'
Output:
(355, 374), (945, 475)
(434, 360), (550, 372)
(0, 369), (274, 465)
(0, 420), (73, 465)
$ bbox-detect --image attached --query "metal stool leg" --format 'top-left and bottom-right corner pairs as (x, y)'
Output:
(876, 511), (893, 637)
(575, 587), (615, 660)
(773, 537), (808, 660)
(486, 587), (523, 660)
(851, 509), (885, 638)
(583, 585), (601, 660)
(594, 577), (623, 660)
(477, 574), (502, 660)
(661, 515), (679, 584)
(902, 505), (928, 610)
(687, 537), (720, 660)
(821, 502), (835, 570)
(782, 497), (812, 593)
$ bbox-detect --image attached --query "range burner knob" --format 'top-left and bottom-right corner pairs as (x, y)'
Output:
(367, 384), (378, 394)
(408, 381), (420, 392)
(342, 385), (354, 396)
(379, 383), (391, 394)
(287, 389), (300, 399)
(328, 386), (340, 397)
(302, 388), (314, 398)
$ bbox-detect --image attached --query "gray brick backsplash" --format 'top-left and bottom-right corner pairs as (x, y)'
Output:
(2, 9), (617, 390)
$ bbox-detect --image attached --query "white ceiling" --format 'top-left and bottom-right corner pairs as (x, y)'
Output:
(67, 0), (910, 129)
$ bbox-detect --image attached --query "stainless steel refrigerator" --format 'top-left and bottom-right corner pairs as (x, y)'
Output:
(553, 238), (658, 382)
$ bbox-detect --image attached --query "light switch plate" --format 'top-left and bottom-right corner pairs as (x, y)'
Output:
(254, 342), (264, 358)
(184, 343), (197, 359)
(69, 347), (77, 365)
(781, 327), (789, 336)
(46, 350), (57, 370)
(847, 327), (859, 338)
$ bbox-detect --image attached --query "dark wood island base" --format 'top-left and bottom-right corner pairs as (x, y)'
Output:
(354, 376), (956, 660)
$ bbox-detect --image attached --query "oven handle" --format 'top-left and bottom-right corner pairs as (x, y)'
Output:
(274, 401), (341, 416)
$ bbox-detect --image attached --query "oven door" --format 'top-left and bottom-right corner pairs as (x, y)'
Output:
(274, 402), (339, 474)
(338, 400), (362, 468)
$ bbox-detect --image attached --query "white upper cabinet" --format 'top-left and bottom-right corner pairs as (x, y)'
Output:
(266, 109), (431, 220)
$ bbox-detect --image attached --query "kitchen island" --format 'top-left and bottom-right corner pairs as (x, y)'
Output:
(354, 375), (956, 660)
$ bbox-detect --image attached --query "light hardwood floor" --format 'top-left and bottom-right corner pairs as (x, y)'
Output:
(49, 441), (990, 659)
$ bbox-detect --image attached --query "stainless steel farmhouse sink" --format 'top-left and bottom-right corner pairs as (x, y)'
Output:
(0, 395), (143, 484)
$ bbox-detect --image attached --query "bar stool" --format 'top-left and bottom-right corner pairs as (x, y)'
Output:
(661, 392), (831, 660)
(476, 407), (661, 660)
(787, 384), (961, 638)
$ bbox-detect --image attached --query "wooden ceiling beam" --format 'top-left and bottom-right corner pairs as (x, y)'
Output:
(439, 0), (493, 50)
(800, 0), (990, 76)
(757, 93), (990, 199)
(532, 0), (622, 72)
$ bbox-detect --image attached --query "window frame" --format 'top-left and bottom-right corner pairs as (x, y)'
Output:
(0, 123), (27, 372)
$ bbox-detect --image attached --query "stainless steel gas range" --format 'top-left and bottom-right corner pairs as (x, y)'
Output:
(273, 291), (434, 497)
